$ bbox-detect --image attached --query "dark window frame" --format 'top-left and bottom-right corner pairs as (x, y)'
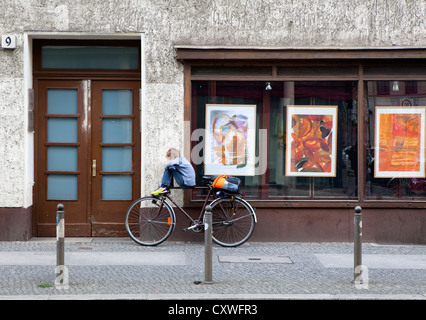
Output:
(178, 47), (426, 209)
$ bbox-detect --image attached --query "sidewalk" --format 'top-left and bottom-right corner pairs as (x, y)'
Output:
(0, 238), (425, 300)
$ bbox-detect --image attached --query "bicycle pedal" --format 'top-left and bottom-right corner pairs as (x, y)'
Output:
(184, 224), (198, 231)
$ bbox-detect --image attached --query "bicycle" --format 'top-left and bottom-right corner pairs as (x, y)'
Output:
(125, 175), (257, 247)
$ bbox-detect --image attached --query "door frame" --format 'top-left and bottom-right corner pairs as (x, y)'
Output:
(32, 37), (143, 237)
(34, 79), (141, 236)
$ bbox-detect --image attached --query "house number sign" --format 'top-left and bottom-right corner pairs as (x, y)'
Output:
(1, 35), (16, 49)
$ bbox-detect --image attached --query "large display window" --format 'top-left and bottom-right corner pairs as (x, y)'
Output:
(365, 81), (426, 200)
(191, 80), (358, 200)
(178, 48), (426, 207)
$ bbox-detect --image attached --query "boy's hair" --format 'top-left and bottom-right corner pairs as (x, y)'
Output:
(166, 148), (180, 159)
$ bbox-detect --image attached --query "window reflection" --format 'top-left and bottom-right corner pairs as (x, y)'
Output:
(366, 81), (426, 199)
(192, 80), (358, 200)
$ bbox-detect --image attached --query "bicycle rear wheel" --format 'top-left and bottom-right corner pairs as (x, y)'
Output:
(209, 196), (255, 247)
(125, 196), (175, 246)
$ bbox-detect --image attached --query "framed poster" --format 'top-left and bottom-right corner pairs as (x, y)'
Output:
(205, 104), (256, 176)
(374, 106), (426, 178)
(285, 105), (338, 177)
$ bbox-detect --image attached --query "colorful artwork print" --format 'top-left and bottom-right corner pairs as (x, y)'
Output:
(285, 105), (338, 177)
(205, 104), (256, 176)
(375, 107), (426, 178)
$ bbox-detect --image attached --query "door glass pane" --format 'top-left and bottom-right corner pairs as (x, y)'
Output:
(102, 175), (132, 200)
(48, 146), (78, 171)
(42, 46), (139, 70)
(102, 119), (132, 143)
(102, 90), (132, 115)
(102, 147), (132, 172)
(47, 175), (77, 200)
(48, 118), (78, 142)
(48, 89), (78, 114)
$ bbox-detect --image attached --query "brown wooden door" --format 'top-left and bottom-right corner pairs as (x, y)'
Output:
(35, 79), (140, 236)
(90, 80), (141, 236)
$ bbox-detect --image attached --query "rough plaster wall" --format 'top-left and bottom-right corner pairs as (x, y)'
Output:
(0, 0), (424, 206)
(0, 29), (26, 206)
(0, 78), (25, 207)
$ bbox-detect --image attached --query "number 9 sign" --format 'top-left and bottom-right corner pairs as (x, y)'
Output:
(1, 35), (16, 49)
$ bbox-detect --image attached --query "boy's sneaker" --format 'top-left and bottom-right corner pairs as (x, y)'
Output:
(151, 187), (170, 196)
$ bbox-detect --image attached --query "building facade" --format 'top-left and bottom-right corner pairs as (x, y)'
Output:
(0, 0), (425, 243)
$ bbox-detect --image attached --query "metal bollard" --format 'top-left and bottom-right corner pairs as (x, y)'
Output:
(54, 203), (68, 288)
(204, 205), (213, 284)
(353, 206), (363, 284)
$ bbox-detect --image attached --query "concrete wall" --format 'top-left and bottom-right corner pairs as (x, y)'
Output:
(0, 0), (424, 212)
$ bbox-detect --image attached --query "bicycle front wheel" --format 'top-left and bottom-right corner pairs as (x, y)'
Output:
(209, 196), (255, 247)
(125, 196), (175, 246)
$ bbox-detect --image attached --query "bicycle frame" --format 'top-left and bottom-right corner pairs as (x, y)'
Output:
(159, 186), (257, 228)
(125, 183), (257, 247)
(162, 187), (214, 228)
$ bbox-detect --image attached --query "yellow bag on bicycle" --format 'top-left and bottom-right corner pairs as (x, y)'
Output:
(212, 175), (240, 193)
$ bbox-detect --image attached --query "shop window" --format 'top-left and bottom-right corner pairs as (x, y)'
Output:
(406, 81), (418, 94)
(365, 81), (426, 199)
(191, 80), (358, 200)
(377, 81), (390, 96)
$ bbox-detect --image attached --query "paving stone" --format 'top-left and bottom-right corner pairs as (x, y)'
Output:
(0, 239), (425, 299)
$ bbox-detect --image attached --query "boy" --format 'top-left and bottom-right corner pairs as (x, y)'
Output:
(151, 148), (196, 196)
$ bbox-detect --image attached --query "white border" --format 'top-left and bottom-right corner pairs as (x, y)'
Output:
(204, 104), (257, 176)
(374, 106), (426, 178)
(285, 105), (338, 177)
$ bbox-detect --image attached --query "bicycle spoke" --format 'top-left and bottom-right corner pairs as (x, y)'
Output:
(210, 197), (255, 247)
(125, 191), (255, 247)
(125, 197), (174, 246)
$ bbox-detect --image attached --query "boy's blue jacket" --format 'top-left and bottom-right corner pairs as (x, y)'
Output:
(165, 157), (196, 187)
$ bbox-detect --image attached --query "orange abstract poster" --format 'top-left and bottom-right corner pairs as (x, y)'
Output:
(375, 107), (426, 178)
(285, 105), (338, 177)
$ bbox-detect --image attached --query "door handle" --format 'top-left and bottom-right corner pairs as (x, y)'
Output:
(92, 160), (97, 177)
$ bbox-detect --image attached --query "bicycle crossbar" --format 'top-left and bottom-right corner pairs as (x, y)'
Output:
(168, 186), (208, 190)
